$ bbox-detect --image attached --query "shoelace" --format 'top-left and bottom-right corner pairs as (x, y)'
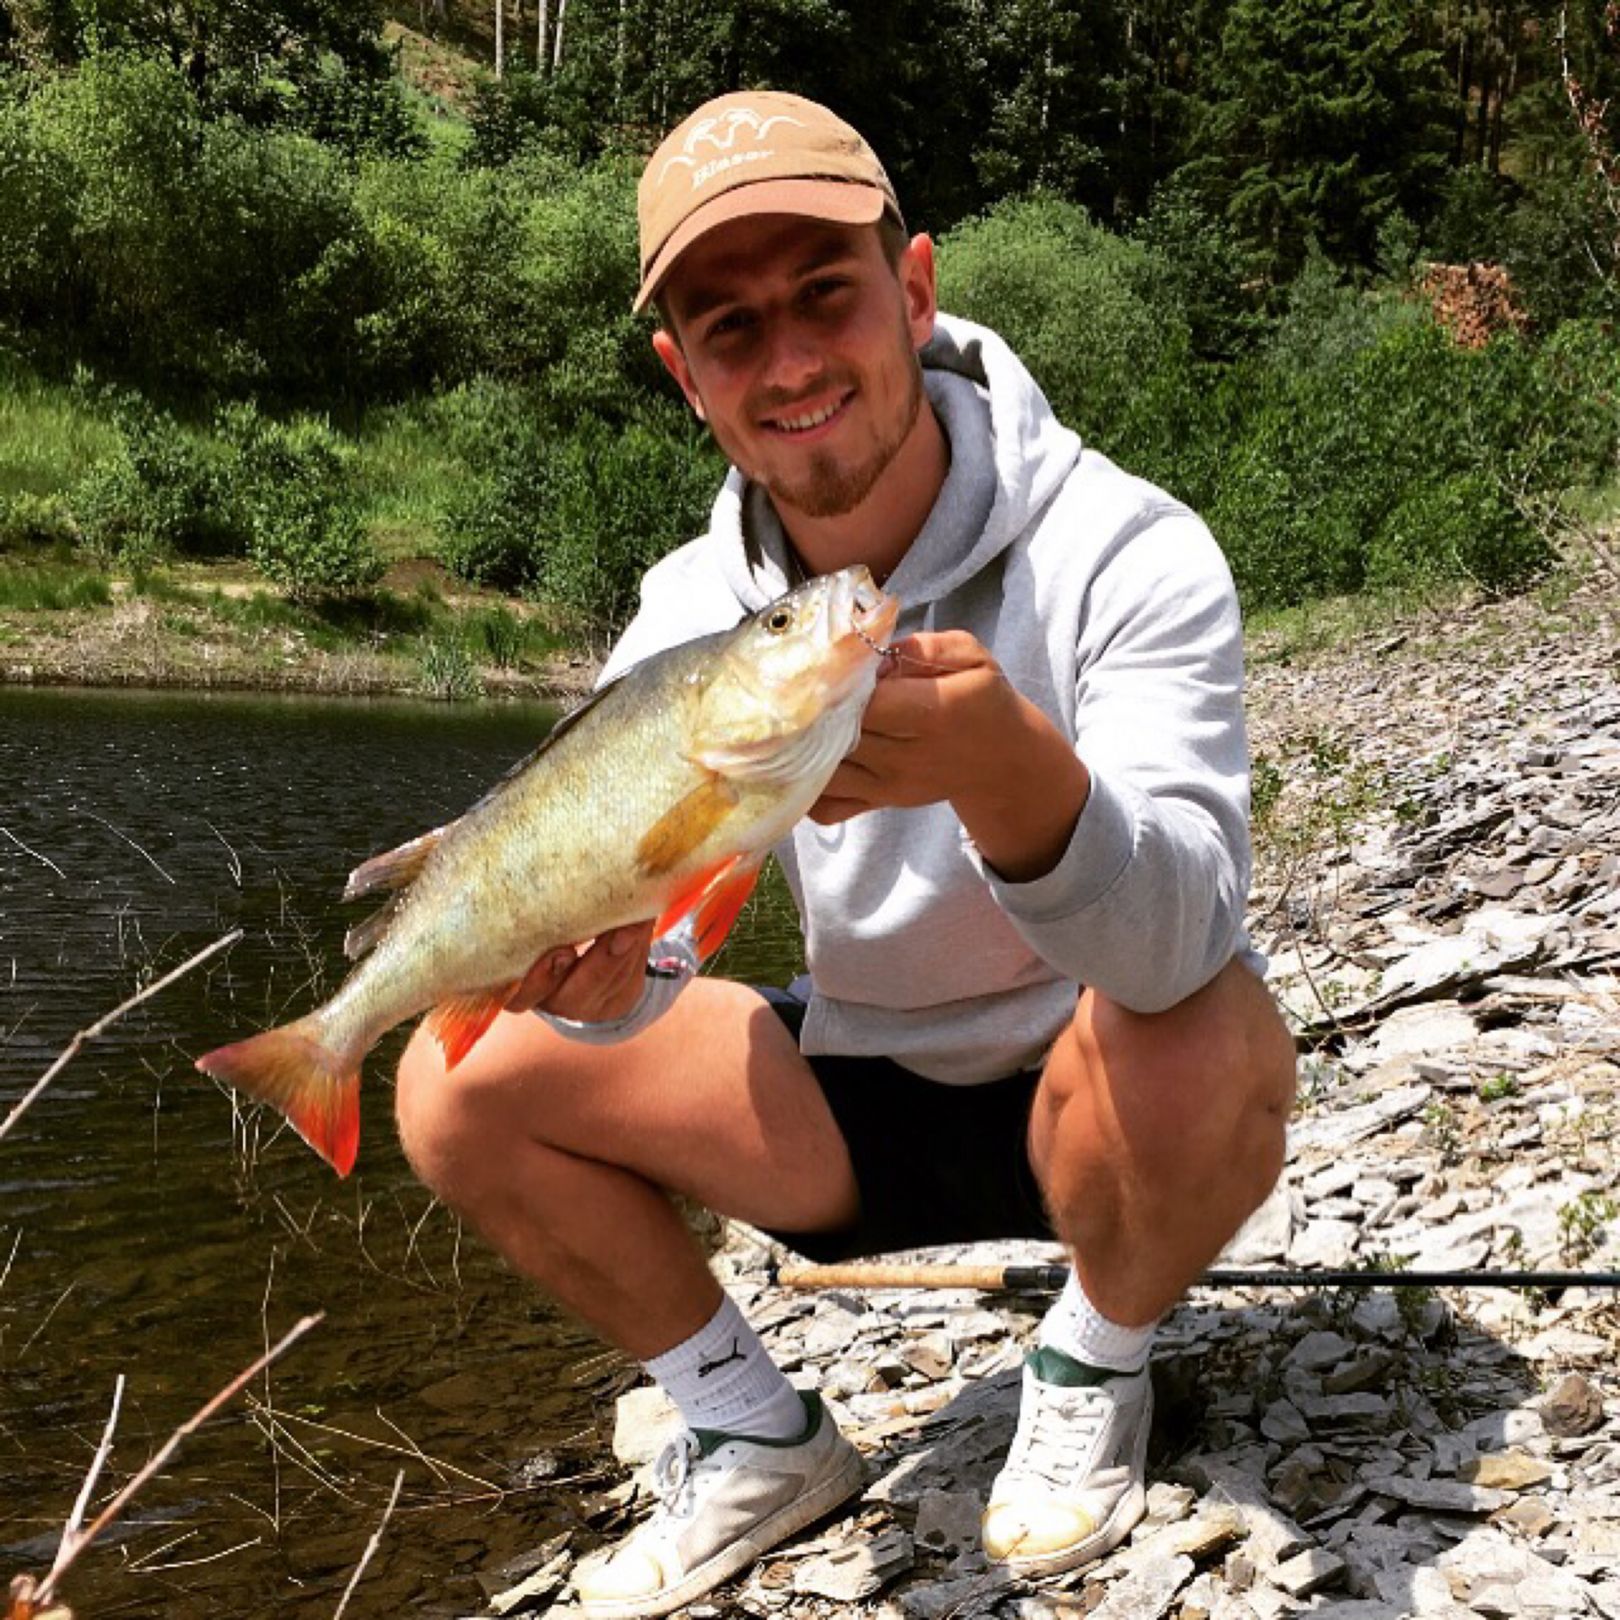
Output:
(1008, 1384), (1109, 1492)
(651, 1431), (702, 1520)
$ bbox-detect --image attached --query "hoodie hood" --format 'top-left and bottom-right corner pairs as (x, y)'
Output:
(713, 311), (1084, 614)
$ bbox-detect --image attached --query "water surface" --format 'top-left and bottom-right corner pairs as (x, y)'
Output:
(0, 685), (801, 1617)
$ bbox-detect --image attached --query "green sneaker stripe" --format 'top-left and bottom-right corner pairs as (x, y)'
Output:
(1026, 1344), (1139, 1387)
(692, 1390), (822, 1457)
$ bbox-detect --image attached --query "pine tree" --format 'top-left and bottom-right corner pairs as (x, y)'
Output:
(1185, 0), (1453, 279)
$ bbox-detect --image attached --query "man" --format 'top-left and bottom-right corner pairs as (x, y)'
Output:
(395, 90), (1297, 1620)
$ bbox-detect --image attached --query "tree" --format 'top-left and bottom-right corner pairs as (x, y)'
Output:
(3, 0), (393, 96)
(1185, 0), (1454, 280)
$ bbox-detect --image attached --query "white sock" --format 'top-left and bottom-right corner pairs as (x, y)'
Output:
(1038, 1270), (1155, 1374)
(643, 1293), (806, 1441)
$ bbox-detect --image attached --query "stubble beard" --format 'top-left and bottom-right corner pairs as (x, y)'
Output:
(746, 344), (926, 522)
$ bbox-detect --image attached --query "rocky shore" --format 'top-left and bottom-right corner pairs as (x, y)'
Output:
(473, 569), (1620, 1620)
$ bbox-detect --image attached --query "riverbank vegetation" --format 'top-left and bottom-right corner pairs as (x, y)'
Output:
(0, 0), (1617, 693)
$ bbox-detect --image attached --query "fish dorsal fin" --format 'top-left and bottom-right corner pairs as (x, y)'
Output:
(340, 681), (631, 906)
(462, 677), (630, 820)
(344, 826), (452, 903)
(343, 894), (405, 961)
(635, 774), (739, 876)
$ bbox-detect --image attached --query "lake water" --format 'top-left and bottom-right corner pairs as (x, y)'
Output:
(0, 685), (803, 1618)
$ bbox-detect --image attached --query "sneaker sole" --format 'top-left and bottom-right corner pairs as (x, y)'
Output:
(576, 1441), (865, 1620)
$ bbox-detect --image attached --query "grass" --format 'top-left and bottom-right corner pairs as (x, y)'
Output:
(1244, 576), (1473, 664)
(0, 562), (113, 611)
(0, 367), (120, 502)
(0, 532), (577, 698)
(352, 401), (466, 562)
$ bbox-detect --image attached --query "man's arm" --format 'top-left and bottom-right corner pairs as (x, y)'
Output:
(813, 511), (1251, 1013)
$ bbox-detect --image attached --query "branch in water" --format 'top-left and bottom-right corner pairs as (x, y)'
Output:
(0, 929), (242, 1149)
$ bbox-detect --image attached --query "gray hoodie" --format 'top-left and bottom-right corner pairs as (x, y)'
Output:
(600, 312), (1261, 1084)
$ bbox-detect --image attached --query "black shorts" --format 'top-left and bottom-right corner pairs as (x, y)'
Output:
(754, 980), (1057, 1263)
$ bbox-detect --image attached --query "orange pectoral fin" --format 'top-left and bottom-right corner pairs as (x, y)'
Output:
(635, 775), (739, 877)
(425, 985), (517, 1071)
(655, 856), (762, 962)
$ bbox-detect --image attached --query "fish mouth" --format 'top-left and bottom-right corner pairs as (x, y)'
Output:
(847, 567), (900, 653)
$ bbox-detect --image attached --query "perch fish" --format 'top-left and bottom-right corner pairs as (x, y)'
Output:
(197, 566), (898, 1176)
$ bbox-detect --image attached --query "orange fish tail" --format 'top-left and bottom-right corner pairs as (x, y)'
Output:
(196, 1019), (362, 1177)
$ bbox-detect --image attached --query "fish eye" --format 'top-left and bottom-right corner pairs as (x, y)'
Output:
(765, 607), (793, 634)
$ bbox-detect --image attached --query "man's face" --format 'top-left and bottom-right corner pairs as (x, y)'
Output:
(653, 215), (937, 523)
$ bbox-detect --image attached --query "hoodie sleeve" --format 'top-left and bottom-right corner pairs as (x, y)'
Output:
(974, 504), (1253, 1013)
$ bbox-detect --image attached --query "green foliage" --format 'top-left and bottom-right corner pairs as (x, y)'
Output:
(472, 605), (523, 666)
(1132, 174), (1267, 361)
(0, 490), (78, 551)
(1559, 1191), (1618, 1264)
(937, 194), (1199, 483)
(73, 392), (239, 564)
(289, 52), (426, 159)
(1198, 275), (1620, 607)
(417, 633), (482, 700)
(442, 396), (722, 632)
(16, 0), (391, 101)
(1185, 0), (1453, 282)
(0, 561), (112, 610)
(219, 404), (381, 601)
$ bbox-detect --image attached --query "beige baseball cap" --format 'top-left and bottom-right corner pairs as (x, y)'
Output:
(635, 90), (901, 313)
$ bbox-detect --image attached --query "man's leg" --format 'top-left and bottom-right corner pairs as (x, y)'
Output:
(395, 979), (858, 1354)
(984, 957), (1297, 1574)
(395, 981), (865, 1619)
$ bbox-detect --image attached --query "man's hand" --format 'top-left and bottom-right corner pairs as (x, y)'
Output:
(507, 920), (657, 1021)
(810, 631), (1090, 883)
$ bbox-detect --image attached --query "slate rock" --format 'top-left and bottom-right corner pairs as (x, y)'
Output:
(1542, 1372), (1606, 1438)
(1089, 1553), (1194, 1620)
(793, 1529), (913, 1601)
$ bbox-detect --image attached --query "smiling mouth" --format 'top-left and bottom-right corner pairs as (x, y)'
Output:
(762, 391), (854, 435)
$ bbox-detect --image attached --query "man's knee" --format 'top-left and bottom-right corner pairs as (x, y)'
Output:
(395, 1022), (497, 1200)
(1041, 958), (1296, 1192)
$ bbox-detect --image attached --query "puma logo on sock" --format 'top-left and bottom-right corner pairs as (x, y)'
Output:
(697, 1338), (744, 1378)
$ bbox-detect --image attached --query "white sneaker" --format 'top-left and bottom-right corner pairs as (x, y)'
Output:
(574, 1392), (863, 1619)
(981, 1346), (1152, 1576)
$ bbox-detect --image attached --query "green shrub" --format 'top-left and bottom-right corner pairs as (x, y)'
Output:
(73, 394), (240, 564)
(937, 193), (1199, 484)
(0, 491), (78, 552)
(473, 605), (523, 666)
(417, 633), (482, 700)
(442, 398), (721, 630)
(220, 404), (381, 600)
(290, 52), (426, 159)
(1204, 312), (1598, 606)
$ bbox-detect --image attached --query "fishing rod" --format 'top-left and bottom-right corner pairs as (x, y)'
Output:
(770, 1260), (1620, 1293)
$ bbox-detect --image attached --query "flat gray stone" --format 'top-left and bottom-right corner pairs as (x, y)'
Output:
(610, 1386), (679, 1466)
(1177, 1458), (1312, 1562)
(1274, 1546), (1347, 1597)
(793, 1528), (913, 1601)
(1089, 1553), (1194, 1620)
(1363, 1473), (1509, 1513)
(912, 1490), (980, 1558)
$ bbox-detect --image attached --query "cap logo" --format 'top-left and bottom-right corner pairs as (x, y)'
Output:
(658, 107), (807, 189)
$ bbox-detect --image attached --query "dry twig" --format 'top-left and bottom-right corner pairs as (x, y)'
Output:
(0, 930), (241, 1149)
(22, 1313), (322, 1611)
(330, 1470), (405, 1620)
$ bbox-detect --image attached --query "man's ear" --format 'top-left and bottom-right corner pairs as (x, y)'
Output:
(899, 233), (938, 351)
(652, 328), (706, 422)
